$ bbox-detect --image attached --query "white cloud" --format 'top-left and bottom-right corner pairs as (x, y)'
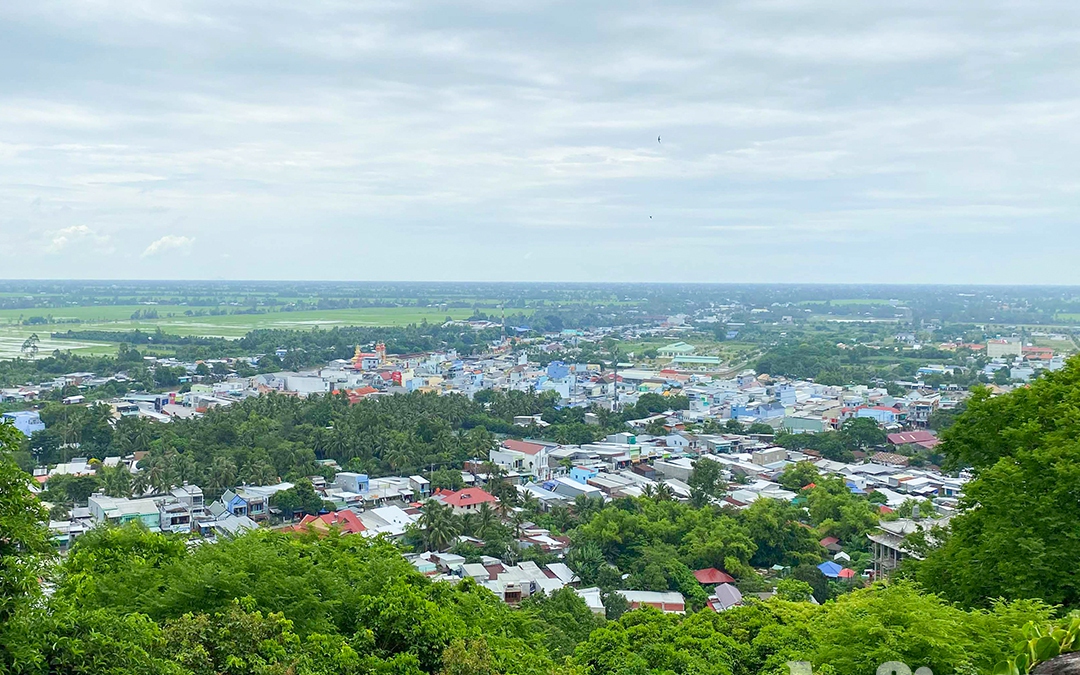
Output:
(46, 225), (110, 252)
(142, 235), (195, 257)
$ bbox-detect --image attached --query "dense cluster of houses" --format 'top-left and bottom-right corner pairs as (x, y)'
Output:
(12, 325), (1061, 613)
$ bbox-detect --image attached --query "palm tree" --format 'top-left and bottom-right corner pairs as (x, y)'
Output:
(146, 460), (171, 495)
(641, 484), (656, 500)
(566, 542), (605, 585)
(247, 461), (277, 486)
(101, 465), (132, 498)
(418, 500), (461, 551)
(519, 491), (541, 516)
(653, 483), (674, 502)
(208, 456), (238, 497)
(473, 502), (498, 540)
(132, 469), (150, 497)
(460, 512), (479, 538)
(510, 509), (527, 539)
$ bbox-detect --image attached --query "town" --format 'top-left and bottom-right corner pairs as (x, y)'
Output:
(7, 312), (1064, 618)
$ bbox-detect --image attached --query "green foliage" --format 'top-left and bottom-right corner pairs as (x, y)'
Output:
(271, 478), (329, 519)
(916, 360), (1080, 608)
(688, 457), (726, 507)
(777, 461), (819, 491)
(809, 582), (1050, 675)
(574, 607), (740, 675)
(0, 423), (51, 623)
(994, 614), (1080, 675)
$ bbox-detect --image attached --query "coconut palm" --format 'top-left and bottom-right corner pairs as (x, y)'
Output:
(100, 465), (132, 498)
(473, 502), (499, 540)
(519, 491), (541, 516)
(654, 483), (675, 502)
(418, 500), (461, 551)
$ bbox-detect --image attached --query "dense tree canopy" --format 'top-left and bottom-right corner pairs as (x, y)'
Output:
(914, 360), (1080, 609)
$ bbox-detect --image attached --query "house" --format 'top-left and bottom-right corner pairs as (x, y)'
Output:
(819, 536), (842, 552)
(574, 587), (606, 615)
(88, 494), (162, 529)
(707, 583), (743, 611)
(658, 342), (696, 357)
(854, 406), (898, 425)
(333, 472), (370, 493)
(293, 510), (367, 535)
(615, 590), (685, 614)
(490, 439), (552, 479)
(432, 487), (498, 514)
(887, 430), (940, 451)
(693, 568), (736, 585)
(570, 465), (599, 484)
(219, 483), (294, 520)
(546, 476), (604, 500)
(870, 452), (910, 468)
(2, 411), (45, 437)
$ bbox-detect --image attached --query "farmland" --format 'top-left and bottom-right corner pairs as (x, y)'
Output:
(0, 306), (476, 359)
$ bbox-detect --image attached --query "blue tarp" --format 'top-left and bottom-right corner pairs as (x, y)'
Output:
(818, 561), (843, 578)
(846, 481), (867, 495)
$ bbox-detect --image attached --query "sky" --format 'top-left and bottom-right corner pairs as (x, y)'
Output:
(2, 0), (1080, 283)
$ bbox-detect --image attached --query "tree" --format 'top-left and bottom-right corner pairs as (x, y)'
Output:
(431, 468), (464, 491)
(839, 417), (886, 450)
(472, 502), (499, 540)
(688, 457), (725, 508)
(20, 333), (39, 360)
(914, 361), (1080, 608)
(778, 461), (819, 491)
(0, 423), (51, 623)
(100, 464), (133, 498)
(418, 500), (461, 551)
(271, 479), (326, 520)
(775, 578), (814, 602)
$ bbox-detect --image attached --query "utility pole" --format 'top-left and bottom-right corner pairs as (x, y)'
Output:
(611, 345), (620, 413)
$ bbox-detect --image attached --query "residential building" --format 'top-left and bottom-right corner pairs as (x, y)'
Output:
(2, 410), (45, 436)
(615, 590), (685, 614)
(432, 487), (498, 514)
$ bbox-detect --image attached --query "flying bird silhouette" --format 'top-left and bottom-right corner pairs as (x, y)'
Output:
(657, 135), (661, 144)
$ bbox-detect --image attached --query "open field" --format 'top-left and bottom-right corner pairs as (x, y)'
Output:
(0, 306), (477, 359)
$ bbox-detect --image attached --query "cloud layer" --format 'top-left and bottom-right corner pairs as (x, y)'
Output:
(1, 0), (1079, 282)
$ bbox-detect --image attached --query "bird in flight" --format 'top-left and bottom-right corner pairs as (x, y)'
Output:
(657, 135), (661, 144)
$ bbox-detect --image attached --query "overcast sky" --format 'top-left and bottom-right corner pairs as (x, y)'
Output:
(2, 0), (1079, 283)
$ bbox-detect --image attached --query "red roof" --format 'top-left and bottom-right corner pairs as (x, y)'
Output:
(693, 568), (736, 585)
(502, 439), (546, 456)
(436, 487), (498, 507)
(838, 568), (857, 579)
(801, 483), (816, 490)
(294, 510), (366, 535)
(887, 430), (939, 448)
(819, 536), (840, 547)
(334, 386), (379, 404)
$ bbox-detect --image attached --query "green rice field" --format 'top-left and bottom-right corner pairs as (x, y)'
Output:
(0, 306), (475, 359)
